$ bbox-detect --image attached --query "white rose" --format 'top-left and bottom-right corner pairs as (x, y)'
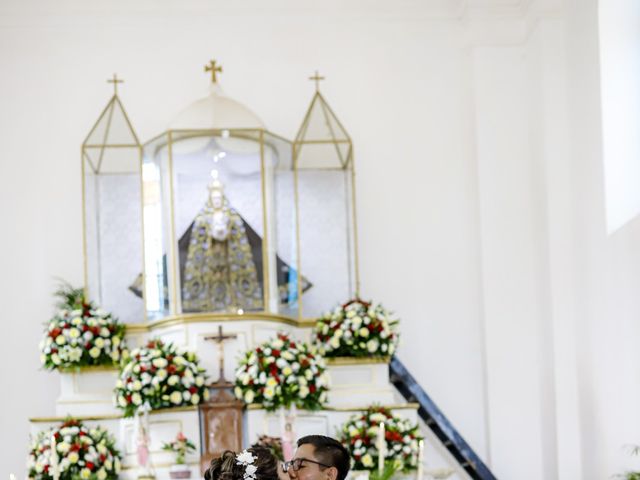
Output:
(170, 391), (183, 404)
(234, 387), (243, 399)
(156, 368), (168, 380)
(191, 393), (201, 404)
(132, 380), (142, 391)
(168, 375), (180, 386)
(272, 339), (284, 349)
(182, 390), (192, 402)
(195, 376), (204, 387)
(68, 451), (79, 463)
(69, 328), (81, 339)
(132, 393), (142, 405)
(118, 396), (127, 407)
(112, 336), (121, 346)
(97, 469), (107, 480)
(94, 337), (105, 348)
(71, 317), (82, 326)
(51, 353), (61, 365)
(244, 390), (255, 404)
(263, 387), (275, 399)
(55, 335), (66, 345)
(361, 454), (374, 467)
(358, 327), (369, 338)
(329, 337), (340, 349)
(281, 351), (295, 361)
(80, 468), (91, 479)
(89, 347), (101, 358)
(282, 366), (293, 376)
(366, 339), (379, 353)
(152, 358), (168, 368)
(100, 327), (110, 337)
(299, 386), (309, 398)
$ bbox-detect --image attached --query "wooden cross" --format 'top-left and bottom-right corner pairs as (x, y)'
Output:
(309, 70), (325, 91)
(107, 73), (123, 95)
(205, 325), (237, 385)
(205, 59), (223, 84)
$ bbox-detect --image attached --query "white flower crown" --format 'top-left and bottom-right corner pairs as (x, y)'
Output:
(236, 449), (258, 480)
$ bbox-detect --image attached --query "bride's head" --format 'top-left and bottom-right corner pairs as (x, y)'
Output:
(205, 447), (287, 480)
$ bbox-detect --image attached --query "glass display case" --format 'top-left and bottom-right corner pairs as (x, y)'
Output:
(293, 86), (358, 318)
(139, 77), (300, 321)
(82, 87), (144, 324)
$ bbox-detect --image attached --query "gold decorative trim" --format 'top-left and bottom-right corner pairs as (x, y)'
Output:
(326, 356), (390, 366)
(58, 365), (120, 374)
(121, 461), (199, 471)
(29, 405), (198, 423)
(247, 403), (418, 412)
(124, 312), (315, 332)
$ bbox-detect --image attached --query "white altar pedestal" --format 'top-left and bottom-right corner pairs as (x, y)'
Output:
(325, 358), (397, 407)
(56, 367), (120, 417)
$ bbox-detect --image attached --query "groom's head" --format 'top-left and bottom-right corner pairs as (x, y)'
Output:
(287, 435), (350, 480)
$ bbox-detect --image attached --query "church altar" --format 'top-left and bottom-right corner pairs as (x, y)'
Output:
(27, 62), (454, 480)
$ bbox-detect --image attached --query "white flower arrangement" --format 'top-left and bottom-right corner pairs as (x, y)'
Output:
(40, 286), (126, 370)
(338, 406), (423, 472)
(234, 332), (328, 411)
(313, 299), (399, 358)
(115, 339), (209, 417)
(27, 418), (121, 480)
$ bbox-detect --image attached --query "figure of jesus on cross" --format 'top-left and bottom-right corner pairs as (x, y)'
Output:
(205, 325), (237, 387)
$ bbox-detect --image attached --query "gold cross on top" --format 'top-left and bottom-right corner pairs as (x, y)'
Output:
(205, 59), (223, 84)
(309, 70), (325, 91)
(107, 73), (123, 95)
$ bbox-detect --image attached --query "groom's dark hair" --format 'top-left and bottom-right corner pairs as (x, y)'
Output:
(297, 435), (351, 480)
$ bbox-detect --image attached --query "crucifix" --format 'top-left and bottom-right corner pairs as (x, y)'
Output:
(205, 325), (237, 386)
(107, 73), (124, 95)
(205, 59), (223, 84)
(309, 70), (325, 91)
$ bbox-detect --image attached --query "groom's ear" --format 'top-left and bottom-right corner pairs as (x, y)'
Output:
(325, 466), (338, 480)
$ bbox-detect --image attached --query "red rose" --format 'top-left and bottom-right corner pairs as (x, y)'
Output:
(87, 462), (95, 471)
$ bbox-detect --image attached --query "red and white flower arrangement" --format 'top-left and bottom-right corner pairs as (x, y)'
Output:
(234, 332), (328, 411)
(312, 299), (399, 358)
(115, 339), (209, 417)
(162, 431), (196, 465)
(338, 406), (423, 472)
(27, 418), (121, 480)
(39, 285), (127, 370)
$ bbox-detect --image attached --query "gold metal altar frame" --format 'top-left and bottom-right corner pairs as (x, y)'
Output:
(81, 85), (360, 327)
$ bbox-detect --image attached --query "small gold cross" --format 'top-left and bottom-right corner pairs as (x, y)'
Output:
(309, 70), (325, 91)
(107, 73), (123, 95)
(205, 59), (223, 84)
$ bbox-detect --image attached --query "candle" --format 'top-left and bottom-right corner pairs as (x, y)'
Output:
(416, 439), (424, 480)
(377, 422), (385, 475)
(50, 434), (60, 480)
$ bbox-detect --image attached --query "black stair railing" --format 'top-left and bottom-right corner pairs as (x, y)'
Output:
(389, 357), (497, 480)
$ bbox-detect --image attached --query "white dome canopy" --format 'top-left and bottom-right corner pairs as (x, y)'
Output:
(168, 83), (265, 130)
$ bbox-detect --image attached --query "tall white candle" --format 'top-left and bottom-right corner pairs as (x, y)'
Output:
(50, 434), (60, 480)
(377, 422), (385, 476)
(416, 439), (424, 480)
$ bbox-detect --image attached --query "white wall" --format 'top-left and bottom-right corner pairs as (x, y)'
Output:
(0, 1), (488, 475)
(3, 0), (640, 479)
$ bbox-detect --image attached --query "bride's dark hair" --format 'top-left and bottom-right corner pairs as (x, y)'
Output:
(205, 447), (279, 480)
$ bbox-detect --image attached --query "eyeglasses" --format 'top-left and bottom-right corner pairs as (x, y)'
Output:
(282, 458), (331, 472)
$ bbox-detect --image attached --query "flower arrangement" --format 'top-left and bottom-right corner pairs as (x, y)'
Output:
(27, 418), (121, 480)
(312, 299), (399, 358)
(338, 406), (423, 472)
(39, 284), (127, 370)
(162, 432), (196, 465)
(115, 339), (209, 417)
(234, 332), (328, 411)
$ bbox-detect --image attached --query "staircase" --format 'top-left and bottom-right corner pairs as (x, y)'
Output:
(389, 357), (498, 480)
